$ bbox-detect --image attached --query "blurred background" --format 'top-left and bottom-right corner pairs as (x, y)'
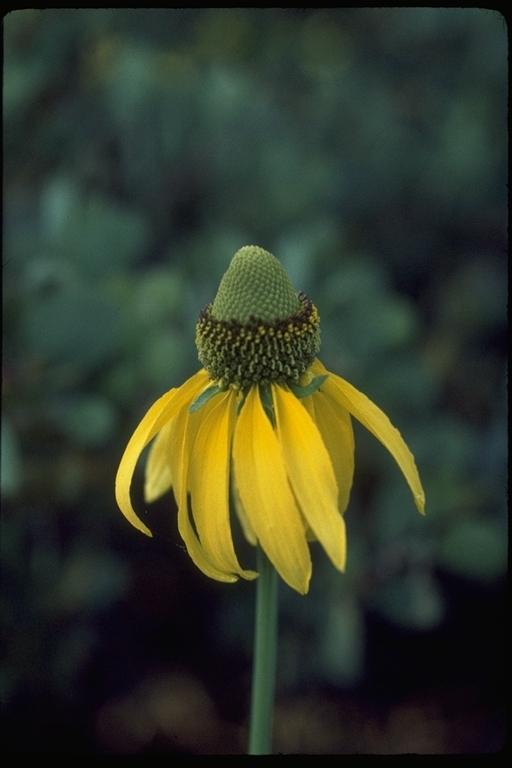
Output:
(2, 9), (507, 754)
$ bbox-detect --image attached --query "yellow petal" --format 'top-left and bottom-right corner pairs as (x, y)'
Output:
(144, 419), (175, 503)
(233, 386), (312, 594)
(115, 369), (209, 536)
(309, 389), (355, 515)
(273, 385), (347, 572)
(166, 382), (205, 506)
(150, 369), (210, 437)
(144, 368), (210, 503)
(313, 360), (425, 515)
(176, 396), (241, 583)
(187, 390), (257, 580)
(116, 388), (177, 536)
(177, 493), (240, 582)
(144, 367), (216, 504)
(232, 483), (258, 546)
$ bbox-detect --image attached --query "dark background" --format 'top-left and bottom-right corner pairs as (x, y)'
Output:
(2, 9), (507, 754)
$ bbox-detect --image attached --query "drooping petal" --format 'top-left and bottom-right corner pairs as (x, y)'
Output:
(309, 389), (355, 515)
(115, 369), (209, 536)
(150, 369), (210, 437)
(233, 386), (312, 594)
(232, 483), (258, 546)
(187, 390), (257, 580)
(176, 395), (242, 583)
(116, 389), (176, 536)
(145, 368), (221, 505)
(144, 419), (175, 503)
(313, 360), (425, 515)
(177, 491), (240, 582)
(273, 384), (347, 572)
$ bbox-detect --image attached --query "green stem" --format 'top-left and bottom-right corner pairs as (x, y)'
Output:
(248, 546), (279, 755)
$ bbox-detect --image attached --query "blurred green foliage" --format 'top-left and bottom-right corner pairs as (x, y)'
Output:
(2, 8), (507, 754)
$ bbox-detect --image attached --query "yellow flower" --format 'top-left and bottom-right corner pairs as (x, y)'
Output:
(115, 246), (425, 594)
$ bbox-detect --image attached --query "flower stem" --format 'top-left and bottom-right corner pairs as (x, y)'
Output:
(248, 546), (279, 755)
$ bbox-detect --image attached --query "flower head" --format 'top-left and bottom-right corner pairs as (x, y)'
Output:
(115, 246), (425, 594)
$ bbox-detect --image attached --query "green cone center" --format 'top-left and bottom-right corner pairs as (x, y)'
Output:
(196, 246), (320, 389)
(211, 246), (300, 323)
